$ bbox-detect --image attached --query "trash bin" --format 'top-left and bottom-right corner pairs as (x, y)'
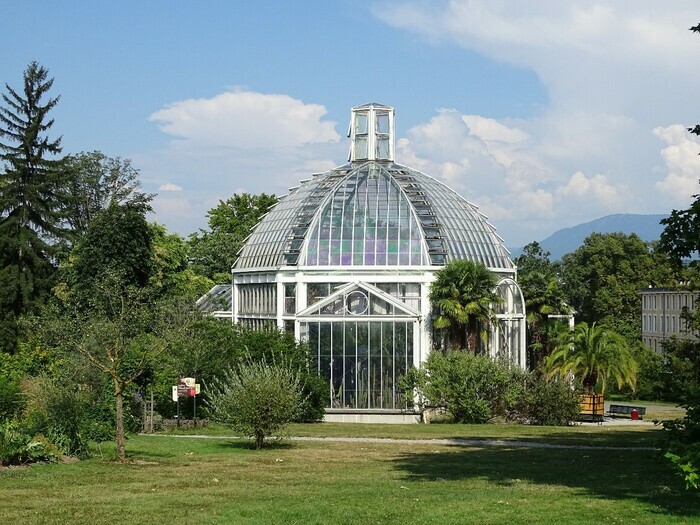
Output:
(630, 409), (639, 421)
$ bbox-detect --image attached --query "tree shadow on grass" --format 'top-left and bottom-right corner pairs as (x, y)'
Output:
(214, 439), (295, 451)
(122, 449), (178, 460)
(392, 435), (700, 518)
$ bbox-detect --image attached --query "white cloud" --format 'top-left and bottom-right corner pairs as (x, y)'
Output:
(556, 171), (624, 208)
(149, 89), (340, 149)
(372, 1), (700, 245)
(158, 183), (183, 192)
(653, 124), (700, 201)
(139, 91), (344, 235)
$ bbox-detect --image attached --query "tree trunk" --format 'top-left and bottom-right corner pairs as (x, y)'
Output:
(254, 431), (265, 450)
(582, 373), (598, 395)
(114, 379), (126, 462)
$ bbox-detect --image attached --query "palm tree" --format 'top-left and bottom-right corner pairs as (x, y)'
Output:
(544, 321), (638, 394)
(429, 260), (501, 352)
(521, 271), (572, 368)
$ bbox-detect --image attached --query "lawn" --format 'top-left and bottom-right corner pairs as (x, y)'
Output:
(1, 423), (698, 524)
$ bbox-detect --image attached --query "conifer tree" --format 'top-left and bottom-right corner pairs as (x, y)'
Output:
(0, 61), (67, 351)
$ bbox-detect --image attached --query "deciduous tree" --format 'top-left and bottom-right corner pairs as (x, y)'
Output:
(558, 233), (676, 340)
(63, 151), (152, 235)
(188, 193), (277, 281)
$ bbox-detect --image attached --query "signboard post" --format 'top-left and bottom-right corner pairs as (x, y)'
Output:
(172, 378), (201, 427)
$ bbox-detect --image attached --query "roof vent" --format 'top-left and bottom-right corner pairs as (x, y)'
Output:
(348, 103), (394, 162)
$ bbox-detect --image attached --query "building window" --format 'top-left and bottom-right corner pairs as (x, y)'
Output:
(285, 284), (296, 314)
(304, 320), (414, 410)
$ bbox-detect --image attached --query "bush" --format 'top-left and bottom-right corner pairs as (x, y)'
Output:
(207, 358), (304, 449)
(0, 422), (59, 466)
(401, 351), (520, 424)
(296, 372), (328, 423)
(22, 375), (90, 457)
(0, 376), (22, 423)
(609, 343), (670, 401)
(0, 421), (30, 465)
(510, 374), (581, 426)
(663, 387), (700, 490)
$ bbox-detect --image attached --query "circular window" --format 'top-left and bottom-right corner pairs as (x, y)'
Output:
(345, 291), (369, 315)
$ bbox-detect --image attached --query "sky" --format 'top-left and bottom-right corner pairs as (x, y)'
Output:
(2, 1), (699, 247)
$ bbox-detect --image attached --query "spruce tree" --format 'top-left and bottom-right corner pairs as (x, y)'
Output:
(0, 61), (67, 351)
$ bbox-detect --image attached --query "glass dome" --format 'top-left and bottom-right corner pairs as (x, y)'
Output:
(234, 161), (513, 271)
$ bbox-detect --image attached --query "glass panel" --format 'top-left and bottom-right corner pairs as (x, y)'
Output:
(355, 112), (368, 134)
(355, 137), (368, 159)
(332, 322), (344, 407)
(356, 322), (369, 409)
(376, 137), (390, 159)
(376, 112), (389, 134)
(303, 165), (428, 267)
(344, 323), (356, 408)
(394, 323), (407, 408)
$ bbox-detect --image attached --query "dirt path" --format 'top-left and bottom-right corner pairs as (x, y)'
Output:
(142, 433), (659, 451)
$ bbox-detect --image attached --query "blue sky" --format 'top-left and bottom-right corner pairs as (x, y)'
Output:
(2, 1), (699, 247)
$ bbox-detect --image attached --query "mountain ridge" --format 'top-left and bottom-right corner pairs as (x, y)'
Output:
(508, 213), (669, 261)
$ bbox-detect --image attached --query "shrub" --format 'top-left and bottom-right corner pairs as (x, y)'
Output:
(0, 421), (30, 465)
(510, 374), (581, 426)
(401, 351), (520, 424)
(0, 376), (23, 423)
(296, 372), (328, 423)
(22, 375), (90, 457)
(0, 423), (60, 466)
(207, 358), (304, 449)
(663, 387), (700, 490)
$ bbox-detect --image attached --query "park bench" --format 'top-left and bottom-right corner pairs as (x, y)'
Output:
(608, 404), (646, 419)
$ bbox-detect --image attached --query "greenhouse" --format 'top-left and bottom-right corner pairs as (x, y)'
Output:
(214, 103), (526, 422)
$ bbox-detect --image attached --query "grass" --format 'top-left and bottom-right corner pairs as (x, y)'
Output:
(1, 423), (698, 524)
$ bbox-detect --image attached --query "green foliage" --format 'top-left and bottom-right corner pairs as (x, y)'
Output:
(664, 406), (700, 491)
(610, 343), (669, 401)
(558, 233), (676, 341)
(207, 358), (304, 448)
(429, 260), (501, 351)
(0, 422), (60, 466)
(512, 374), (581, 426)
(545, 322), (638, 394)
(188, 193), (277, 281)
(155, 322), (325, 423)
(22, 374), (90, 457)
(0, 340), (59, 422)
(297, 372), (329, 423)
(0, 62), (69, 352)
(659, 177), (700, 271)
(515, 243), (572, 369)
(402, 351), (519, 424)
(665, 451), (699, 490)
(66, 202), (155, 311)
(62, 150), (153, 235)
(149, 223), (213, 300)
(0, 376), (22, 422)
(0, 421), (31, 465)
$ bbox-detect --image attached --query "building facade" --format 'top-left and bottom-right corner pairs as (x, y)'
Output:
(640, 287), (698, 353)
(223, 104), (525, 421)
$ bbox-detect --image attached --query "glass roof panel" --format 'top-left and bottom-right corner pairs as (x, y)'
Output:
(196, 284), (232, 313)
(300, 164), (429, 267)
(234, 161), (514, 272)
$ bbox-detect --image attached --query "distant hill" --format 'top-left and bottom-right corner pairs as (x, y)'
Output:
(509, 213), (669, 261)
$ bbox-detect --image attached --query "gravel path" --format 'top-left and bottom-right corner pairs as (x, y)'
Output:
(142, 433), (659, 451)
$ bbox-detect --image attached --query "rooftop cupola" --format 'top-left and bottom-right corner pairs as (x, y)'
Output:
(348, 103), (394, 162)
